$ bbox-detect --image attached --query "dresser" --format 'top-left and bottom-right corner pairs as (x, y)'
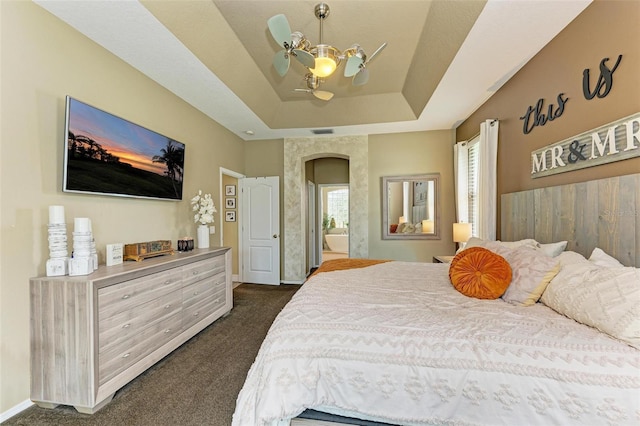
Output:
(30, 247), (232, 414)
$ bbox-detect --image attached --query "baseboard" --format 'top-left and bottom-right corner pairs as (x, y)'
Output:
(232, 273), (239, 283)
(1, 399), (33, 423)
(281, 279), (305, 285)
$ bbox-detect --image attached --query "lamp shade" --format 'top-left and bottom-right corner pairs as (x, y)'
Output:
(310, 45), (339, 78)
(453, 223), (472, 243)
(422, 219), (434, 233)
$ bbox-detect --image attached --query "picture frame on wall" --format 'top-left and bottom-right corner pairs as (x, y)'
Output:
(225, 211), (236, 222)
(225, 185), (236, 196)
(225, 197), (236, 209)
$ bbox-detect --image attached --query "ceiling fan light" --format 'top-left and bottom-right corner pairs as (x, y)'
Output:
(310, 45), (339, 78)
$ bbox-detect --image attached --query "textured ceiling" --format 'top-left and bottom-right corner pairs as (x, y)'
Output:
(34, 0), (592, 140)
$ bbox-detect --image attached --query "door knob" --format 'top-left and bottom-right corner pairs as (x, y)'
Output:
(273, 234), (278, 238)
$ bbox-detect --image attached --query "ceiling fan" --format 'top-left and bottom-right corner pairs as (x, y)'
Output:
(267, 2), (387, 88)
(293, 73), (334, 101)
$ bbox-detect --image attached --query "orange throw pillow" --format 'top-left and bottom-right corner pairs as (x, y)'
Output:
(449, 247), (512, 299)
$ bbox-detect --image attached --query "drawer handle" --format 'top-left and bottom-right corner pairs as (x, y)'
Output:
(164, 280), (171, 285)
(122, 353), (130, 358)
(122, 323), (130, 329)
(214, 298), (220, 303)
(164, 304), (171, 309)
(164, 329), (172, 334)
(193, 291), (199, 296)
(193, 312), (199, 317)
(122, 294), (130, 300)
(192, 271), (199, 276)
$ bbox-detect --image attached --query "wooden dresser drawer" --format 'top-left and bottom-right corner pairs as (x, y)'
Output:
(98, 269), (182, 317)
(182, 256), (225, 286)
(99, 290), (182, 353)
(182, 271), (226, 306)
(99, 311), (182, 385)
(183, 286), (226, 330)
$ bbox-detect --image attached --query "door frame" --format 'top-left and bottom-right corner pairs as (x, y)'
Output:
(317, 183), (350, 263)
(307, 180), (318, 272)
(220, 167), (245, 283)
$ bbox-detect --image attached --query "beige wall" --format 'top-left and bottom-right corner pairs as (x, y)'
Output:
(0, 2), (245, 414)
(222, 175), (239, 276)
(368, 131), (457, 262)
(312, 158), (349, 184)
(457, 0), (640, 237)
(244, 139), (286, 277)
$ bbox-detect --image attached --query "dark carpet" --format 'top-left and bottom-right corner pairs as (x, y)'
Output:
(5, 284), (299, 426)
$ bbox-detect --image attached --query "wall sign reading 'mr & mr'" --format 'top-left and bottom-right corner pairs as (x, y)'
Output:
(531, 112), (640, 178)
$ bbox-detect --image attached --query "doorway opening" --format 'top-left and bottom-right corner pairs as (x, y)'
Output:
(320, 184), (349, 262)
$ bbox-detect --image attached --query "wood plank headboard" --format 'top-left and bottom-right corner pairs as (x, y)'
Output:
(501, 173), (640, 267)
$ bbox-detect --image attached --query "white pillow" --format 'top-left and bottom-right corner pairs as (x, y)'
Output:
(462, 237), (538, 251)
(536, 241), (568, 257)
(484, 242), (560, 306)
(541, 263), (640, 349)
(589, 247), (624, 267)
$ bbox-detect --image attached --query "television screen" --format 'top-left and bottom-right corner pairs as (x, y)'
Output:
(63, 96), (185, 200)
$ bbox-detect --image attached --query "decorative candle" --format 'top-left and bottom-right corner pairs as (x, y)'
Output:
(49, 205), (65, 224)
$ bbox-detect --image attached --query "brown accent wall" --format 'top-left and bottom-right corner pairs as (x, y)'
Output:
(456, 0), (640, 237)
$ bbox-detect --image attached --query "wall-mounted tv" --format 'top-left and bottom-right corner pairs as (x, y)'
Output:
(63, 96), (185, 201)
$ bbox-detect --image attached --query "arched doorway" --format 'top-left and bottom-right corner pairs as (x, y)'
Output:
(283, 136), (368, 283)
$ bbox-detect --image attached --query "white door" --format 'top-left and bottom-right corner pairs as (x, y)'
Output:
(240, 177), (280, 285)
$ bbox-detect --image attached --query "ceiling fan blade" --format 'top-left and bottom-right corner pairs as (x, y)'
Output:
(366, 42), (387, 64)
(344, 56), (363, 77)
(313, 90), (334, 101)
(293, 49), (315, 68)
(273, 50), (290, 77)
(267, 14), (292, 47)
(294, 88), (311, 94)
(352, 68), (370, 86)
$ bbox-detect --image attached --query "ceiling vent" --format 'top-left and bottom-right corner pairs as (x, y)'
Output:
(311, 128), (334, 135)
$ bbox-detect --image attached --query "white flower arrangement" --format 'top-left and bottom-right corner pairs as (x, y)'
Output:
(191, 190), (217, 225)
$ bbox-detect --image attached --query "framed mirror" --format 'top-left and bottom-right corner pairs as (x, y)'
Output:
(382, 173), (440, 240)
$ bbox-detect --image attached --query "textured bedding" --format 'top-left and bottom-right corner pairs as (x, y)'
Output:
(232, 261), (640, 426)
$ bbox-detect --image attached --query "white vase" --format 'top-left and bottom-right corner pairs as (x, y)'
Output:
(197, 224), (210, 249)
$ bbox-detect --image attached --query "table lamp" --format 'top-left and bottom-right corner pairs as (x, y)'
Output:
(453, 222), (472, 250)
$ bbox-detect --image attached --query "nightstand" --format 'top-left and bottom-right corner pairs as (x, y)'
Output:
(433, 255), (454, 264)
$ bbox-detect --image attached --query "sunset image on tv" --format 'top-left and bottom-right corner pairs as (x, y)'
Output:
(63, 97), (185, 200)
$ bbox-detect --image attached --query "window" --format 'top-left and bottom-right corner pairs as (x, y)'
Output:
(326, 188), (349, 228)
(467, 137), (479, 237)
(455, 119), (498, 241)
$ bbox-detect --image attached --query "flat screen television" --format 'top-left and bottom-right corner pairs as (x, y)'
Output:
(63, 96), (185, 200)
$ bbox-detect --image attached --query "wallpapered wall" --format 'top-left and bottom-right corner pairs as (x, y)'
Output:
(283, 136), (369, 283)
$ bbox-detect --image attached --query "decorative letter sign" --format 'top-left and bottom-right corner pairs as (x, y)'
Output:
(531, 112), (640, 178)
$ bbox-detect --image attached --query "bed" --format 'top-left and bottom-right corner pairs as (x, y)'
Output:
(232, 174), (640, 426)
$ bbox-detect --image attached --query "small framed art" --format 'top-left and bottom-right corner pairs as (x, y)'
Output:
(225, 185), (236, 196)
(225, 211), (236, 222)
(225, 197), (236, 209)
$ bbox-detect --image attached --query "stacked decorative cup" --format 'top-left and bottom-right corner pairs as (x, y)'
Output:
(69, 217), (95, 276)
(46, 205), (69, 276)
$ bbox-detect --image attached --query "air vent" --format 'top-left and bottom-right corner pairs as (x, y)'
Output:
(311, 129), (334, 135)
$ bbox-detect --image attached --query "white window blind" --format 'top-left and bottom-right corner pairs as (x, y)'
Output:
(467, 138), (480, 237)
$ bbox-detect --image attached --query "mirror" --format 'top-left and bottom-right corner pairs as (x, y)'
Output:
(382, 173), (440, 240)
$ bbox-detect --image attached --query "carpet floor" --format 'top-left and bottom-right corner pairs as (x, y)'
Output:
(5, 283), (300, 426)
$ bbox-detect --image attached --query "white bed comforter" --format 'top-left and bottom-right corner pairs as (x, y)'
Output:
(233, 262), (640, 426)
